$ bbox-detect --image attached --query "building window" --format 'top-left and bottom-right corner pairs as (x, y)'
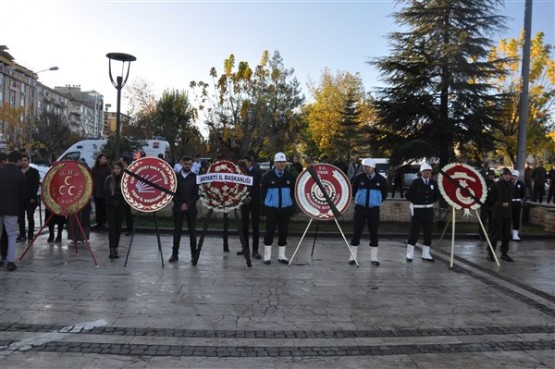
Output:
(9, 91), (16, 106)
(20, 83), (25, 93)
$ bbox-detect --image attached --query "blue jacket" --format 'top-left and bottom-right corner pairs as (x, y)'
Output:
(261, 169), (295, 208)
(352, 172), (388, 208)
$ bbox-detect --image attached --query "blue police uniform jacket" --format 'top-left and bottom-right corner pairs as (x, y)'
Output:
(352, 172), (388, 208)
(262, 169), (295, 208)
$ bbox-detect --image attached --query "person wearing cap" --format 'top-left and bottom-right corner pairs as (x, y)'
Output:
(261, 152), (296, 265)
(486, 167), (514, 262)
(478, 169), (496, 240)
(404, 162), (440, 262)
(349, 158), (388, 266)
(510, 169), (526, 241)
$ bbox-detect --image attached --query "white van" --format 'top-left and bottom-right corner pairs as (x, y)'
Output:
(57, 139), (170, 167)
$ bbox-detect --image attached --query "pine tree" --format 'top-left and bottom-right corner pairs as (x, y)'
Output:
(370, 0), (509, 166)
(337, 89), (362, 162)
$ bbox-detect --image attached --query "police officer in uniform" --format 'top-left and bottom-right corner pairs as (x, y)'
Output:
(404, 163), (440, 262)
(261, 152), (296, 265)
(511, 169), (526, 241)
(487, 167), (514, 262)
(349, 158), (388, 266)
(238, 155), (262, 259)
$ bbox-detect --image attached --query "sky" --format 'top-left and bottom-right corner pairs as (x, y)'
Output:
(4, 0), (554, 116)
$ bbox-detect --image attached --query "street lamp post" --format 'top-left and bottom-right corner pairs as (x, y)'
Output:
(106, 52), (136, 161)
(35, 66), (59, 74)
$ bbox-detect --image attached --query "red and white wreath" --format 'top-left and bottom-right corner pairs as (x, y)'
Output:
(199, 160), (249, 212)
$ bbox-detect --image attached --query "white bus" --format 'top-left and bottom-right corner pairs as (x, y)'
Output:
(57, 139), (170, 167)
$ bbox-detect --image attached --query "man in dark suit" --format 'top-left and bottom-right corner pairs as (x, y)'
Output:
(238, 156), (262, 259)
(0, 151), (26, 271)
(170, 157), (200, 263)
(17, 154), (40, 242)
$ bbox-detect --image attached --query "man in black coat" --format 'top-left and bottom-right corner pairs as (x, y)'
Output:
(0, 151), (26, 271)
(531, 160), (547, 203)
(511, 169), (526, 241)
(487, 167), (514, 262)
(238, 156), (262, 259)
(170, 157), (200, 263)
(404, 163), (440, 262)
(17, 154), (40, 242)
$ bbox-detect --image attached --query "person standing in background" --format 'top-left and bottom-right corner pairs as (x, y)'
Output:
(104, 161), (126, 259)
(91, 153), (111, 230)
(17, 154), (40, 242)
(238, 156), (262, 259)
(531, 160), (547, 203)
(511, 170), (526, 241)
(547, 164), (555, 204)
(91, 153), (111, 229)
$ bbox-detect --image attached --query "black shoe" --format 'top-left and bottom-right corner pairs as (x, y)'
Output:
(422, 258), (435, 262)
(278, 259), (289, 265)
(237, 250), (244, 256)
(125, 231), (132, 236)
(264, 260), (271, 265)
(406, 258), (413, 263)
(487, 254), (495, 262)
(109, 249), (116, 259)
(223, 247), (230, 253)
(113, 249), (119, 259)
(47, 235), (54, 243)
(252, 252), (261, 259)
(371, 261), (380, 266)
(247, 260), (252, 267)
(348, 260), (356, 265)
(7, 262), (17, 271)
(501, 254), (514, 262)
(55, 235), (62, 243)
(16, 235), (26, 242)
(28, 234), (34, 241)
(169, 255), (179, 263)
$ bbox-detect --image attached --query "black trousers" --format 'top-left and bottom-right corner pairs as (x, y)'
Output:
(45, 208), (65, 237)
(391, 184), (403, 198)
(407, 208), (434, 246)
(106, 203), (125, 249)
(350, 206), (380, 247)
(533, 183), (545, 203)
(479, 205), (492, 238)
(241, 202), (260, 253)
(94, 197), (107, 226)
(124, 204), (133, 233)
(223, 213), (229, 249)
(511, 201), (522, 231)
(172, 210), (197, 257)
(1, 227), (6, 260)
(264, 207), (291, 246)
(489, 215), (511, 254)
(18, 201), (38, 237)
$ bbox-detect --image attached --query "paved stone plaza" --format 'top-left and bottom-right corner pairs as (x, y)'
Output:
(0, 229), (553, 368)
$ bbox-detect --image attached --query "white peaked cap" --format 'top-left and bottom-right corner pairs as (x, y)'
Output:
(511, 169), (519, 176)
(274, 152), (286, 162)
(361, 158), (376, 168)
(420, 163), (432, 172)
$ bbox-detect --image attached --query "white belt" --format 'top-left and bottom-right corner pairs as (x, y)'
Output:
(512, 199), (522, 202)
(413, 204), (434, 208)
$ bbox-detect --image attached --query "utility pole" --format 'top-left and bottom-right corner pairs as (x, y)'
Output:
(515, 0), (533, 178)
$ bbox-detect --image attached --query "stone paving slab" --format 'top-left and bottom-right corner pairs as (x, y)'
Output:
(0, 230), (554, 368)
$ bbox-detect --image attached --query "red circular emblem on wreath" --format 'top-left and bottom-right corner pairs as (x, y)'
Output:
(198, 160), (249, 212)
(438, 162), (487, 214)
(42, 161), (93, 216)
(295, 164), (351, 220)
(121, 157), (177, 213)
